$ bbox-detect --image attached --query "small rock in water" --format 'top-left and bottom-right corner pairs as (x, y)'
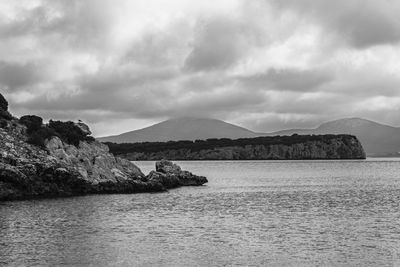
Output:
(155, 160), (208, 186)
(156, 159), (182, 174)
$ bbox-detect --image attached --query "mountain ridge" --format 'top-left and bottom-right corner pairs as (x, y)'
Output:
(97, 117), (258, 143)
(265, 118), (400, 156)
(98, 117), (400, 156)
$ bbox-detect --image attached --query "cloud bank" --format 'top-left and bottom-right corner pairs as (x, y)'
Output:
(1, 0), (400, 136)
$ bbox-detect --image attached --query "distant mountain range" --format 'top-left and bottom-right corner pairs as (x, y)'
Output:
(266, 118), (400, 156)
(97, 117), (400, 156)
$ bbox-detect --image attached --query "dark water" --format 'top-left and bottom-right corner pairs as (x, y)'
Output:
(1, 159), (400, 266)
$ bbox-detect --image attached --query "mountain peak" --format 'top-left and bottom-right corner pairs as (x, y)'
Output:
(98, 117), (257, 143)
(98, 116), (400, 156)
(162, 117), (223, 124)
(267, 117), (400, 156)
(318, 118), (375, 129)
(317, 117), (396, 131)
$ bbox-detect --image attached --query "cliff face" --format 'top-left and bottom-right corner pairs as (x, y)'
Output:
(120, 136), (366, 160)
(0, 119), (207, 201)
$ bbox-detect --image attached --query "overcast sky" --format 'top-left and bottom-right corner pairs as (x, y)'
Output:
(1, 0), (400, 136)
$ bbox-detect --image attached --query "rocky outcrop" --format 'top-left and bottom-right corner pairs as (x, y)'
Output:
(118, 135), (366, 160)
(150, 160), (208, 187)
(0, 122), (207, 201)
(0, 94), (207, 201)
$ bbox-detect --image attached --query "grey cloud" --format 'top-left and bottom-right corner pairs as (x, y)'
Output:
(183, 17), (250, 72)
(0, 6), (48, 38)
(0, 0), (114, 49)
(136, 87), (268, 119)
(181, 73), (231, 92)
(12, 63), (267, 124)
(3, 0), (400, 136)
(13, 108), (118, 124)
(276, 93), (357, 115)
(78, 67), (177, 95)
(324, 71), (400, 98)
(270, 0), (400, 48)
(16, 67), (176, 113)
(0, 61), (42, 89)
(14, 88), (150, 121)
(238, 68), (332, 92)
(124, 21), (191, 67)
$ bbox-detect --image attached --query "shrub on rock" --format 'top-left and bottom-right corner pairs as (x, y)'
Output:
(25, 120), (95, 148)
(27, 127), (59, 148)
(0, 119), (8, 128)
(48, 120), (94, 146)
(0, 109), (12, 120)
(75, 121), (92, 136)
(0, 92), (95, 148)
(0, 93), (12, 120)
(20, 115), (43, 133)
(0, 92), (8, 111)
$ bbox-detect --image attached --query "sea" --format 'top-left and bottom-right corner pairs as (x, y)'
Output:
(1, 158), (400, 266)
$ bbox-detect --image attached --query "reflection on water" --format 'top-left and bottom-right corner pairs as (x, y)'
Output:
(1, 159), (400, 266)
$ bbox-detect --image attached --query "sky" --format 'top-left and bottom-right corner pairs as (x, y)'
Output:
(1, 0), (400, 137)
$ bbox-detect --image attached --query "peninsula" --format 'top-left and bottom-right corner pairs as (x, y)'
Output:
(105, 134), (366, 160)
(0, 93), (207, 201)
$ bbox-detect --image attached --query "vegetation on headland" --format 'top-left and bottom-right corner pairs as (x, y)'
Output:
(19, 115), (95, 147)
(104, 134), (366, 160)
(0, 94), (94, 148)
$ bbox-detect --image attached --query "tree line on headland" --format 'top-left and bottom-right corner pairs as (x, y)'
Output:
(104, 134), (366, 160)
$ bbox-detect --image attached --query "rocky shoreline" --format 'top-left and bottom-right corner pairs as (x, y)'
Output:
(0, 131), (207, 201)
(0, 93), (207, 201)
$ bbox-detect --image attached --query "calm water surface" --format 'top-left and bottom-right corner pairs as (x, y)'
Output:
(1, 159), (400, 266)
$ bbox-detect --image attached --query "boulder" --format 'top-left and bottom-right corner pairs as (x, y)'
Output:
(154, 160), (208, 186)
(156, 159), (182, 174)
(147, 170), (181, 189)
(177, 170), (208, 186)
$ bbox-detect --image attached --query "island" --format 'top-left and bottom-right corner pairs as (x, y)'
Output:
(0, 93), (207, 201)
(105, 134), (366, 160)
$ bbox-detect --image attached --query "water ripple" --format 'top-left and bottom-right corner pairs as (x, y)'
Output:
(1, 159), (400, 266)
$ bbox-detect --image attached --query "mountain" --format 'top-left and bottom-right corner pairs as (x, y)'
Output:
(266, 118), (400, 156)
(97, 117), (258, 143)
(98, 117), (400, 156)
